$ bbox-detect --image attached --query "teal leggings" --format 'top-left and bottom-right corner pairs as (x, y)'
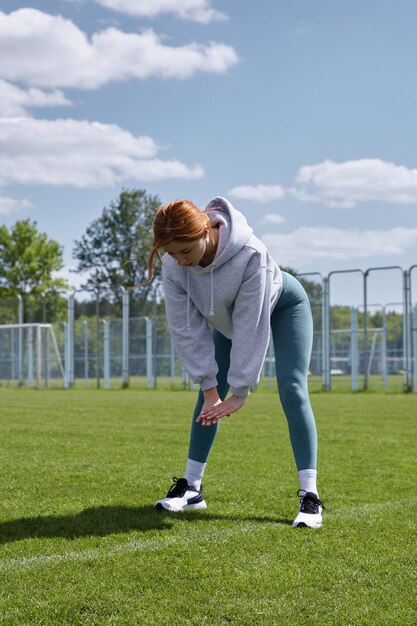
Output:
(188, 272), (318, 471)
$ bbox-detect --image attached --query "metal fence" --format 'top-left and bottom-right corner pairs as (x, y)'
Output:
(1, 264), (416, 391)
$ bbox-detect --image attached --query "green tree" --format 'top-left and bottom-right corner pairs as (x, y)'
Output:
(72, 189), (161, 307)
(0, 219), (67, 322)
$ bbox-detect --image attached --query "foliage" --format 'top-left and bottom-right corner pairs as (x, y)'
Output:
(72, 189), (161, 306)
(0, 219), (67, 322)
(0, 390), (415, 624)
(0, 219), (66, 295)
(330, 305), (403, 342)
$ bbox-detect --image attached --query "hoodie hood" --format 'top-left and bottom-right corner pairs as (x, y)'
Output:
(194, 196), (253, 273)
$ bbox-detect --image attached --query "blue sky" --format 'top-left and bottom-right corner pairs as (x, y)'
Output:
(1, 0), (417, 306)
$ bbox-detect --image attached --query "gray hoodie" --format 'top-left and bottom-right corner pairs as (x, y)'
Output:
(162, 197), (283, 397)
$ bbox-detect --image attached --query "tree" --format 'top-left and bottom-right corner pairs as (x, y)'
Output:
(72, 189), (161, 306)
(0, 219), (67, 322)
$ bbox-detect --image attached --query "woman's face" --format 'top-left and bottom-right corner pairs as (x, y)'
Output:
(163, 233), (208, 267)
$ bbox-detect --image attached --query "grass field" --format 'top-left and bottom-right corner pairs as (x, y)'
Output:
(0, 388), (416, 625)
(0, 373), (407, 393)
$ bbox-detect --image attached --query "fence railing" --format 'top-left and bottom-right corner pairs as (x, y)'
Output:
(1, 263), (416, 391)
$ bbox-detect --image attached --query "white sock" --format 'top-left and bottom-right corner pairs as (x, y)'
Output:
(184, 458), (206, 491)
(298, 469), (318, 496)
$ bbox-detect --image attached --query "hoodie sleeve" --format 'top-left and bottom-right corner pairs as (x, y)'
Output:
(228, 253), (272, 397)
(162, 265), (218, 391)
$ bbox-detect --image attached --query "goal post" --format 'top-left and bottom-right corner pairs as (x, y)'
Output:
(0, 323), (65, 388)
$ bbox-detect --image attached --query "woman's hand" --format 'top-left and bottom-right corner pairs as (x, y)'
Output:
(196, 394), (247, 427)
(196, 387), (222, 427)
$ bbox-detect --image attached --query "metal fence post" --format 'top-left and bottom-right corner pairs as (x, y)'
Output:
(403, 270), (412, 391)
(409, 265), (417, 392)
(83, 320), (89, 387)
(381, 307), (388, 391)
(95, 292), (101, 389)
(67, 291), (75, 388)
(27, 326), (33, 388)
(36, 324), (42, 389)
(103, 319), (110, 389)
(412, 304), (417, 392)
(17, 294), (24, 386)
(363, 270), (369, 390)
(152, 285), (158, 389)
(122, 287), (129, 388)
(45, 325), (51, 388)
(63, 322), (69, 389)
(350, 307), (359, 390)
(145, 317), (154, 388)
(322, 276), (330, 390)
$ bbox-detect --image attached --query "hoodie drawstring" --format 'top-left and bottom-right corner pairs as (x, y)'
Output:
(209, 266), (215, 317)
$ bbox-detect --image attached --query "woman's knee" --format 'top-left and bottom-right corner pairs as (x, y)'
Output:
(277, 374), (308, 409)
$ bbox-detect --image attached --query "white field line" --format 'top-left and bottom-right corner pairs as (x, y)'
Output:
(0, 524), (257, 573)
(0, 499), (415, 573)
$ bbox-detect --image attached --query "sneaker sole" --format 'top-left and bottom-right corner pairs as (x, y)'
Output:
(293, 520), (322, 529)
(155, 500), (207, 512)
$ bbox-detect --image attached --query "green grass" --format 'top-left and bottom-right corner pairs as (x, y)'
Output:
(0, 388), (416, 625)
(0, 373), (407, 393)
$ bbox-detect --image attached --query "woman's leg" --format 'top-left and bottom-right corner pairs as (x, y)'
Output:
(271, 273), (317, 471)
(271, 274), (324, 527)
(188, 329), (231, 463)
(155, 330), (231, 511)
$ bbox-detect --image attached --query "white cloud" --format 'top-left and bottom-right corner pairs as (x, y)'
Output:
(232, 159), (417, 208)
(262, 213), (286, 224)
(0, 195), (32, 215)
(229, 184), (285, 203)
(0, 9), (238, 89)
(296, 159), (417, 207)
(287, 187), (321, 204)
(0, 117), (203, 187)
(0, 79), (71, 117)
(88, 0), (228, 23)
(262, 227), (417, 267)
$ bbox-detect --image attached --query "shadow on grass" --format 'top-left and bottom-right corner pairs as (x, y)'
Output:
(0, 505), (292, 544)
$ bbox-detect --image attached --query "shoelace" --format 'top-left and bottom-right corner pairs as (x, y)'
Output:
(297, 489), (325, 514)
(166, 477), (191, 498)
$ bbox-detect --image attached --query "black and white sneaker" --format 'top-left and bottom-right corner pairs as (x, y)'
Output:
(154, 477), (207, 512)
(292, 490), (324, 528)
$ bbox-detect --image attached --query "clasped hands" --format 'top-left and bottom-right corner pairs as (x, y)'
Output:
(196, 388), (247, 427)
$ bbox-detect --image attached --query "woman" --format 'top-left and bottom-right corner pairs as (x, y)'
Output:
(148, 197), (324, 528)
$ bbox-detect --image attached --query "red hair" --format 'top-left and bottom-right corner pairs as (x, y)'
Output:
(148, 199), (211, 280)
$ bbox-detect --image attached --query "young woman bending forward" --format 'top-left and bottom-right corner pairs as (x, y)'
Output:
(149, 197), (324, 528)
